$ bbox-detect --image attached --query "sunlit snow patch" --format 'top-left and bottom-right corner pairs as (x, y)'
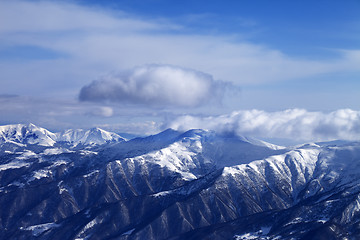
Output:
(79, 150), (98, 156)
(29, 169), (51, 181)
(0, 160), (30, 171)
(234, 226), (271, 240)
(16, 150), (37, 160)
(83, 170), (99, 178)
(20, 222), (60, 236)
(42, 148), (74, 155)
(74, 216), (105, 239)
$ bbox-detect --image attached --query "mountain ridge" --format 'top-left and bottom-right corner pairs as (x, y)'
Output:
(0, 124), (359, 239)
(0, 123), (126, 147)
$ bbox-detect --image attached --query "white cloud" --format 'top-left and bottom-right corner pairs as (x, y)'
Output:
(79, 65), (226, 107)
(166, 109), (360, 142)
(2, 94), (359, 142)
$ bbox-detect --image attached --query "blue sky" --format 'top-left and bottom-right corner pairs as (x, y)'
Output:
(78, 0), (360, 54)
(0, 0), (359, 143)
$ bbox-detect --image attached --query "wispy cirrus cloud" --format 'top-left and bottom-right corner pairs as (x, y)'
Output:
(166, 109), (360, 142)
(0, 0), (169, 33)
(0, 0), (359, 98)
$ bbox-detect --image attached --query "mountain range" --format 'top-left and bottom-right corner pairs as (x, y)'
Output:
(0, 124), (360, 239)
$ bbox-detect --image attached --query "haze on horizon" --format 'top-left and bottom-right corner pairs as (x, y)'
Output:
(0, 0), (359, 145)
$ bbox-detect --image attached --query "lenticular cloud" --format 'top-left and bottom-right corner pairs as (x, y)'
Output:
(79, 65), (225, 107)
(167, 109), (360, 142)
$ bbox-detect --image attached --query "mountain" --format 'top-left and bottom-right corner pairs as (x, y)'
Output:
(0, 124), (359, 239)
(0, 124), (125, 149)
(57, 127), (126, 146)
(0, 123), (57, 147)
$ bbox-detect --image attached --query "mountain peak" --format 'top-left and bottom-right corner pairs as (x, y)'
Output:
(89, 127), (102, 132)
(27, 123), (37, 129)
(57, 127), (126, 146)
(0, 123), (57, 146)
(0, 124), (126, 147)
(180, 128), (210, 137)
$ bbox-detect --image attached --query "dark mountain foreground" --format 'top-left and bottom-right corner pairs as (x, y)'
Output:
(1, 124), (360, 240)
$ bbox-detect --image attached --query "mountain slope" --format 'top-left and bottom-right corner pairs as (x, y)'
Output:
(0, 124), (125, 149)
(57, 127), (126, 146)
(0, 123), (57, 147)
(0, 124), (359, 239)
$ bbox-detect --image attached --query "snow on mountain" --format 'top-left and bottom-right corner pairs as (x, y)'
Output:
(106, 129), (285, 182)
(0, 123), (57, 146)
(0, 124), (125, 148)
(199, 142), (360, 239)
(234, 134), (285, 150)
(57, 127), (126, 146)
(1, 125), (360, 239)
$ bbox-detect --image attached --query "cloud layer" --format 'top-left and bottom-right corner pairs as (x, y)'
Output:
(1, 94), (359, 143)
(166, 109), (360, 142)
(79, 65), (225, 107)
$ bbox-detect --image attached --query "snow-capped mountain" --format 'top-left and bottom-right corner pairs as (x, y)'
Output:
(0, 124), (125, 148)
(0, 124), (359, 240)
(57, 127), (126, 146)
(0, 123), (57, 147)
